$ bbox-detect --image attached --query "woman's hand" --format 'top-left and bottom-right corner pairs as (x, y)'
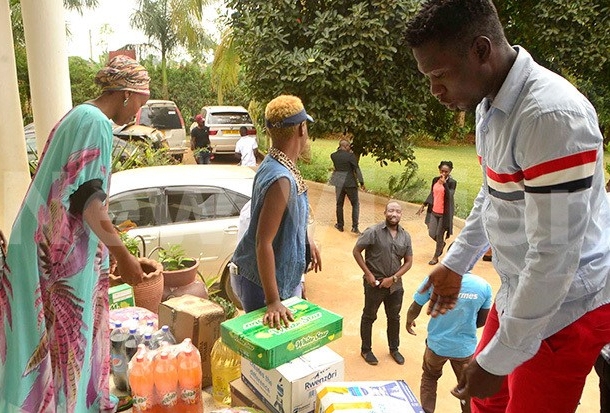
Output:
(416, 205), (425, 216)
(263, 300), (294, 329)
(115, 252), (143, 286)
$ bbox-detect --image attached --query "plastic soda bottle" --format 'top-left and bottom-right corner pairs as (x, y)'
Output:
(129, 345), (157, 413)
(154, 350), (179, 411)
(177, 339), (203, 413)
(141, 333), (156, 350)
(153, 325), (176, 348)
(210, 337), (241, 405)
(125, 327), (140, 362)
(110, 322), (129, 392)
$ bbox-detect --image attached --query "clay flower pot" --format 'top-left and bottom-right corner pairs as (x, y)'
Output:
(109, 257), (164, 314)
(162, 258), (199, 288)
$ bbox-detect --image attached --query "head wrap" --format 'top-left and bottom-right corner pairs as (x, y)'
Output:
(95, 55), (150, 94)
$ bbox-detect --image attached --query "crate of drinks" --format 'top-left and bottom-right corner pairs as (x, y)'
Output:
(315, 380), (424, 413)
(128, 339), (203, 413)
(220, 297), (343, 369)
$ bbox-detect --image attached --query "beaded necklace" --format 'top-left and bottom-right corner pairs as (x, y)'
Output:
(268, 147), (307, 194)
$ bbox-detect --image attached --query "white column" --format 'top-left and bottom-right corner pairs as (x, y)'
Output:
(0, 0), (31, 237)
(21, 0), (72, 155)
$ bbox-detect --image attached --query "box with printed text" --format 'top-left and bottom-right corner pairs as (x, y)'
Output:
(241, 345), (345, 413)
(108, 284), (135, 310)
(315, 380), (424, 413)
(221, 296), (343, 369)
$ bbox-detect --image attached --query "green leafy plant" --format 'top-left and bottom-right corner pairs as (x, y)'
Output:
(158, 243), (194, 271)
(118, 231), (141, 257)
(209, 294), (237, 319)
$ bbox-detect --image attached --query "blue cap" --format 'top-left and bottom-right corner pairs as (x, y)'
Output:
(266, 109), (314, 128)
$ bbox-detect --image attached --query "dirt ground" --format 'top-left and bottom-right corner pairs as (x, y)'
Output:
(182, 152), (599, 412)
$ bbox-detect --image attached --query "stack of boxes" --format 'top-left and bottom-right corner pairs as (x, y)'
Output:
(221, 296), (345, 413)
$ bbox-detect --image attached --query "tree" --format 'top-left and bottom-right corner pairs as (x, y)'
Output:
(130, 0), (217, 99)
(225, 0), (450, 166)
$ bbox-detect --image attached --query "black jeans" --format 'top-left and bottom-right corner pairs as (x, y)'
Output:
(595, 354), (610, 413)
(360, 281), (403, 353)
(335, 186), (359, 229)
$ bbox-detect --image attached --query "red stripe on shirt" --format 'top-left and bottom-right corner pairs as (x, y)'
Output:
(486, 167), (524, 184)
(523, 149), (597, 180)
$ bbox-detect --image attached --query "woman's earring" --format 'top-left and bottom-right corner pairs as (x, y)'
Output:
(123, 98), (129, 107)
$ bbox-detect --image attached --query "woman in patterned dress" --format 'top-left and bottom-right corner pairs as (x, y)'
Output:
(0, 55), (149, 412)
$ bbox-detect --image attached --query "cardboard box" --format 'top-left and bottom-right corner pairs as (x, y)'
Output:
(241, 346), (345, 413)
(221, 297), (343, 369)
(315, 381), (425, 413)
(158, 294), (226, 387)
(108, 284), (135, 310)
(231, 377), (272, 413)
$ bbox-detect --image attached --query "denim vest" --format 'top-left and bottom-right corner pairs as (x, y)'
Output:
(232, 156), (308, 299)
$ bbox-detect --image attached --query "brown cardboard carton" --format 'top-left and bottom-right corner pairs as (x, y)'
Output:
(230, 377), (272, 413)
(158, 294), (226, 387)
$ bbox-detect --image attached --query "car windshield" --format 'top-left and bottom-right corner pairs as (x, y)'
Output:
(139, 105), (182, 129)
(208, 112), (252, 125)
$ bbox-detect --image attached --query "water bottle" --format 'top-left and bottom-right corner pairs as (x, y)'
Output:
(110, 322), (129, 391)
(141, 333), (156, 350)
(139, 320), (156, 337)
(125, 327), (140, 363)
(154, 350), (179, 411)
(128, 345), (156, 413)
(177, 338), (203, 413)
(210, 337), (241, 405)
(153, 325), (176, 348)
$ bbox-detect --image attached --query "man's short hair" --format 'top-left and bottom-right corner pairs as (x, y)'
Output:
(404, 0), (506, 52)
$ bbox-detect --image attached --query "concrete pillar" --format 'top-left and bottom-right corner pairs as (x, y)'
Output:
(0, 0), (31, 236)
(21, 0), (72, 155)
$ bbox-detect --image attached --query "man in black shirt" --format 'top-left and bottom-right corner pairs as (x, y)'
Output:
(330, 139), (365, 233)
(191, 114), (211, 164)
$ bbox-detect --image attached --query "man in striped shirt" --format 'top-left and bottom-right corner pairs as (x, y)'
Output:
(405, 1), (610, 412)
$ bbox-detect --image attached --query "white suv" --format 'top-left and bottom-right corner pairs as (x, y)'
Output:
(135, 100), (187, 160)
(198, 106), (256, 155)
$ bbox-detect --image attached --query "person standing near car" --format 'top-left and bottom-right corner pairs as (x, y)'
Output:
(191, 113), (212, 164)
(330, 138), (365, 234)
(353, 201), (412, 366)
(231, 95), (321, 328)
(0, 55), (145, 412)
(405, 1), (610, 412)
(235, 126), (263, 166)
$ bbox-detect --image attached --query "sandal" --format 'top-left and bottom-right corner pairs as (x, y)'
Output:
(428, 257), (439, 265)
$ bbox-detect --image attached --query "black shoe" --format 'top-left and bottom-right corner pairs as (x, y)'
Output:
(334, 224), (344, 232)
(428, 257), (439, 265)
(361, 351), (378, 365)
(351, 227), (361, 234)
(390, 350), (405, 365)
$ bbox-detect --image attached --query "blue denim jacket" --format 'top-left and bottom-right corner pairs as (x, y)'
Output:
(232, 155), (308, 299)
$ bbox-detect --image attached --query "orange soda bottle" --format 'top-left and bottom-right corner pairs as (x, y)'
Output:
(178, 338), (203, 413)
(154, 350), (179, 412)
(129, 345), (157, 413)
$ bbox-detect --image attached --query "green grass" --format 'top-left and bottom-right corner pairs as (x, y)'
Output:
(307, 138), (610, 219)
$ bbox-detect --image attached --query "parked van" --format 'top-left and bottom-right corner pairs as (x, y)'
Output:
(135, 100), (187, 161)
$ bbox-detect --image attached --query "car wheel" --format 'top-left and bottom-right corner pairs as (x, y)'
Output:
(219, 266), (243, 310)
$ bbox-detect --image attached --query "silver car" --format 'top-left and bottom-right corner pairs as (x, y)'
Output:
(108, 164), (255, 304)
(198, 106), (257, 155)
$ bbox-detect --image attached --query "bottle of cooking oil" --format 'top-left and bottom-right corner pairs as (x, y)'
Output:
(210, 337), (241, 405)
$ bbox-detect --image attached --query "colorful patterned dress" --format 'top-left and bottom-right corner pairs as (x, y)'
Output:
(0, 104), (115, 412)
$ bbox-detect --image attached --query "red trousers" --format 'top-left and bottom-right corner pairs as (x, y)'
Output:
(471, 303), (610, 413)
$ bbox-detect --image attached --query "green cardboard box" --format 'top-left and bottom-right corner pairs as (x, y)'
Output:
(108, 284), (135, 310)
(221, 297), (343, 370)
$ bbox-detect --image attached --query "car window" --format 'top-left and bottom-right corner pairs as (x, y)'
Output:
(207, 112), (252, 125)
(108, 189), (161, 228)
(225, 190), (250, 212)
(140, 105), (182, 130)
(166, 187), (242, 223)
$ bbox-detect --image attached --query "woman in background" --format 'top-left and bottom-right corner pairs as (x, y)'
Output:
(0, 55), (148, 412)
(417, 160), (457, 265)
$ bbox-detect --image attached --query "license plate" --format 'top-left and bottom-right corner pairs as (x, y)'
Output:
(224, 129), (239, 135)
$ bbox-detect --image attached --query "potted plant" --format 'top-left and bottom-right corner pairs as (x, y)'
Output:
(157, 243), (200, 288)
(109, 231), (164, 314)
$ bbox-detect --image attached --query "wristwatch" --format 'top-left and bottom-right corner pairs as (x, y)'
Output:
(392, 275), (398, 283)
